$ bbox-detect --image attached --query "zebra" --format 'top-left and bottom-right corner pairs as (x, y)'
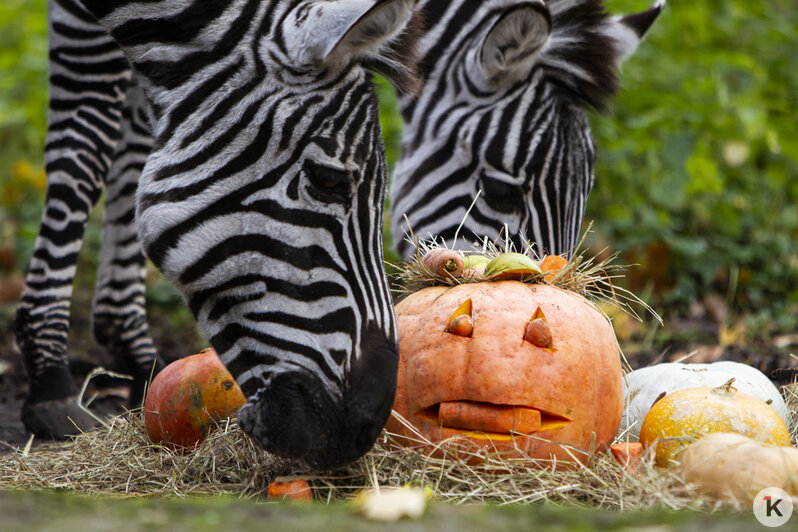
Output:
(390, 0), (664, 258)
(14, 0), (421, 469)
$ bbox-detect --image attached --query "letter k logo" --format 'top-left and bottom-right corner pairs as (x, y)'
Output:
(754, 488), (792, 526)
(765, 496), (783, 517)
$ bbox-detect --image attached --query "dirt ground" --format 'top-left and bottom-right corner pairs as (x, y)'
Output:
(0, 342), (140, 453)
(0, 291), (202, 454)
(0, 347), (28, 451)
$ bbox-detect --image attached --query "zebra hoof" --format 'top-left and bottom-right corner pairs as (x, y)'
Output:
(128, 358), (165, 410)
(21, 397), (99, 440)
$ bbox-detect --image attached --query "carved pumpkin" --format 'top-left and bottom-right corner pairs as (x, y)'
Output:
(144, 348), (246, 447)
(386, 281), (623, 464)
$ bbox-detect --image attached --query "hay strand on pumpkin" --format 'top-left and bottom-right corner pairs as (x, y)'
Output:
(392, 222), (661, 327)
(783, 380), (798, 443)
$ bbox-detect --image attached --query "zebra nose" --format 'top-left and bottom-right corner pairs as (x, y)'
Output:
(236, 324), (398, 469)
(339, 321), (400, 460)
(236, 370), (325, 464)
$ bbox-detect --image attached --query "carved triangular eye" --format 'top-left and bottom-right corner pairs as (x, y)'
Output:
(525, 306), (553, 349)
(445, 298), (473, 337)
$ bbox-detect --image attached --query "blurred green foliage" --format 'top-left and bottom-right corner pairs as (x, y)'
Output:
(591, 0), (798, 328)
(0, 0), (48, 269)
(374, 75), (403, 266)
(1, 0), (796, 341)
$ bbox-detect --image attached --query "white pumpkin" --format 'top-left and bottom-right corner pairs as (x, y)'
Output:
(621, 361), (788, 438)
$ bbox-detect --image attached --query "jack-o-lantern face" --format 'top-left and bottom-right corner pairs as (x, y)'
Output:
(386, 281), (622, 464)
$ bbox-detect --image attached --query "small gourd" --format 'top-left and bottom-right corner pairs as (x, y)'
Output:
(682, 433), (798, 502)
(144, 348), (246, 448)
(622, 361), (789, 438)
(638, 379), (791, 466)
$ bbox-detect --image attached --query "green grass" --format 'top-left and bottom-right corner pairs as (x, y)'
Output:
(0, 490), (761, 532)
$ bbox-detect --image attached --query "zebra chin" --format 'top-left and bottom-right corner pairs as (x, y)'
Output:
(236, 322), (398, 470)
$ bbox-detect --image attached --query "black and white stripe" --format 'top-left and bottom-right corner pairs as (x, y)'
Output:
(15, 0), (144, 436)
(391, 0), (663, 258)
(15, 0), (419, 469)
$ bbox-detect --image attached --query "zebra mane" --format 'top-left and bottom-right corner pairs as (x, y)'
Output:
(364, 8), (425, 95)
(543, 0), (622, 112)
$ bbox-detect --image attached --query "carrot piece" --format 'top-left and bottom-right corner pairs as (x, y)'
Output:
(422, 248), (465, 278)
(610, 442), (644, 474)
(268, 479), (313, 502)
(540, 255), (569, 282)
(439, 401), (541, 434)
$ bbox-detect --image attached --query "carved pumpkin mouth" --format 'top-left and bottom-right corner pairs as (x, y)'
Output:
(417, 400), (571, 440)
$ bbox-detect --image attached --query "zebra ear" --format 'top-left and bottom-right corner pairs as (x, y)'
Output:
(480, 1), (552, 81)
(604, 0), (665, 61)
(284, 0), (417, 70)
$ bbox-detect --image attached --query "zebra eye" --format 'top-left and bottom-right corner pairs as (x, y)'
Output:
(480, 173), (524, 213)
(303, 160), (351, 204)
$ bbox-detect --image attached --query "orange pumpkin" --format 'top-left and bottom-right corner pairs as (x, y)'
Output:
(144, 348), (246, 447)
(386, 281), (622, 465)
(610, 442), (645, 474)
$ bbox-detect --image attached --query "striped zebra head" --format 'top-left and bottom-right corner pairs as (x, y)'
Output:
(80, 0), (420, 468)
(391, 0), (663, 257)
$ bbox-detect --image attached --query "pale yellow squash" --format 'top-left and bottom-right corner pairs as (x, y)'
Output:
(682, 433), (798, 503)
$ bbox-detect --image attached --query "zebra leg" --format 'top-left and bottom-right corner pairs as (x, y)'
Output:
(91, 80), (164, 409)
(13, 0), (132, 439)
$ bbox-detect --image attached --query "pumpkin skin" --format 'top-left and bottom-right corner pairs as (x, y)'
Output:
(386, 281), (623, 464)
(622, 361), (789, 438)
(268, 479), (313, 502)
(639, 383), (791, 466)
(144, 348), (246, 447)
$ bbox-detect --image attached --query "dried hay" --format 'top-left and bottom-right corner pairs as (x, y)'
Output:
(6, 386), (796, 512)
(0, 415), (285, 498)
(0, 409), (688, 508)
(783, 380), (798, 443)
(392, 223), (661, 328)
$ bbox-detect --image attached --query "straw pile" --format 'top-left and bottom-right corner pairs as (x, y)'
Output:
(393, 229), (657, 326)
(3, 384), (794, 510)
(0, 409), (687, 507)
